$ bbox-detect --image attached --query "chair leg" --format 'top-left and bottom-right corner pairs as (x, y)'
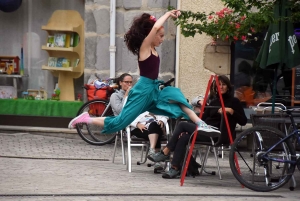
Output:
(194, 149), (199, 159)
(289, 175), (297, 190)
(126, 128), (132, 172)
(137, 145), (150, 165)
(112, 134), (118, 163)
(127, 142), (131, 172)
(221, 146), (224, 159)
(120, 131), (126, 165)
(140, 146), (144, 162)
(194, 149), (204, 166)
(212, 146), (222, 180)
(164, 161), (170, 172)
(199, 146), (210, 176)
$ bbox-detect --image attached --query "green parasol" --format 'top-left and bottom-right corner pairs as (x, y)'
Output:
(255, 0), (300, 112)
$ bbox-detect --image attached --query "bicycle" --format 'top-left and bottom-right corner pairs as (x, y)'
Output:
(229, 108), (300, 192)
(75, 76), (117, 146)
(75, 77), (175, 146)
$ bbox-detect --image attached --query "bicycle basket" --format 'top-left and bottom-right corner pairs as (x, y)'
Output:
(85, 84), (114, 101)
(85, 84), (114, 116)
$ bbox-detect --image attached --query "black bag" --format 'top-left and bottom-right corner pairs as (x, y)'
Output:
(187, 155), (200, 177)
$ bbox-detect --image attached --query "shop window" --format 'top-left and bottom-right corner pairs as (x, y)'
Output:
(231, 24), (300, 108)
(0, 0), (84, 98)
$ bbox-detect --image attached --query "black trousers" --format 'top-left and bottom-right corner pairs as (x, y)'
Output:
(130, 122), (164, 149)
(166, 121), (213, 167)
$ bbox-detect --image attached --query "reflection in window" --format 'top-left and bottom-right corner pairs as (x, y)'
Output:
(231, 28), (300, 108)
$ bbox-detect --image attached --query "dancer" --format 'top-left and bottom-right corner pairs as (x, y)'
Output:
(110, 73), (167, 171)
(68, 10), (219, 135)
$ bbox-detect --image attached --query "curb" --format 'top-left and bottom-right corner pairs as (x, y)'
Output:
(0, 125), (77, 134)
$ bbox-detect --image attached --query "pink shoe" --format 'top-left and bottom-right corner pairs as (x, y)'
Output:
(68, 112), (90, 129)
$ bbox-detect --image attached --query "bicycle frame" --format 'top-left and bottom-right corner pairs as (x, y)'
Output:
(101, 101), (112, 117)
(258, 111), (300, 165)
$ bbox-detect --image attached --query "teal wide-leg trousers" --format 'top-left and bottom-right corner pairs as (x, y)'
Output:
(102, 76), (192, 134)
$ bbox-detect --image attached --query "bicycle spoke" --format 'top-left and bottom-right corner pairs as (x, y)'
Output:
(76, 99), (117, 146)
(229, 126), (296, 192)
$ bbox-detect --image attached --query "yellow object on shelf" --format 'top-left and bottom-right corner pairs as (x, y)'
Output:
(6, 65), (14, 75)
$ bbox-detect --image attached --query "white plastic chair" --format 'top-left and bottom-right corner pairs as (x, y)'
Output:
(255, 102), (286, 114)
(112, 121), (171, 172)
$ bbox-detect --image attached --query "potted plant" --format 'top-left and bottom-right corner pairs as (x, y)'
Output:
(172, 0), (300, 43)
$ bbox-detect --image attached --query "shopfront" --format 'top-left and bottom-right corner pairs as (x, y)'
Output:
(0, 0), (177, 127)
(230, 23), (300, 108)
(0, 0), (85, 127)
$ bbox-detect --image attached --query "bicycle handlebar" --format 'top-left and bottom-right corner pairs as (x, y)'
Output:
(159, 78), (175, 90)
(163, 78), (175, 87)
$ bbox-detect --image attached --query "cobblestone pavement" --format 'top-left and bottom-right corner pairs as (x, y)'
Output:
(0, 131), (299, 201)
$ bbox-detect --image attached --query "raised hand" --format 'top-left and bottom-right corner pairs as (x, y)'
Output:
(169, 10), (181, 18)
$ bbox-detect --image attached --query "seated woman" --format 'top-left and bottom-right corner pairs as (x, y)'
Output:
(111, 73), (168, 171)
(148, 75), (247, 178)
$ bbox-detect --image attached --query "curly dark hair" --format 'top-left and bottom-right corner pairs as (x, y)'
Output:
(124, 13), (156, 56)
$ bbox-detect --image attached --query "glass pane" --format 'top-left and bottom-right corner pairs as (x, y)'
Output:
(232, 25), (300, 108)
(0, 0), (84, 99)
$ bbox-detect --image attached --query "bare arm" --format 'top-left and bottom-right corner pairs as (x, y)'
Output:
(139, 10), (180, 60)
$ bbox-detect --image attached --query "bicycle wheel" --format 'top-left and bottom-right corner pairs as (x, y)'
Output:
(76, 99), (117, 146)
(229, 126), (296, 192)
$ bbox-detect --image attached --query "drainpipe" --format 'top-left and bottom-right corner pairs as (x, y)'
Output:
(175, 0), (181, 87)
(109, 0), (116, 78)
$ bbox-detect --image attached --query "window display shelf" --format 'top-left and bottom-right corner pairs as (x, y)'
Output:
(41, 10), (84, 101)
(42, 45), (74, 52)
(41, 25), (75, 32)
(42, 65), (79, 72)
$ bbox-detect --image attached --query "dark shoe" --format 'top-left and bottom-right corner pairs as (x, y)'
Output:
(162, 168), (179, 179)
(153, 163), (164, 174)
(147, 151), (170, 162)
(147, 148), (156, 159)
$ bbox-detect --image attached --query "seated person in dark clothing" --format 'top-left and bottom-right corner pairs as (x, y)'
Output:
(148, 75), (247, 179)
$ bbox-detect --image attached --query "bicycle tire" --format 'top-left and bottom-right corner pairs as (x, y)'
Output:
(76, 99), (117, 146)
(229, 126), (296, 192)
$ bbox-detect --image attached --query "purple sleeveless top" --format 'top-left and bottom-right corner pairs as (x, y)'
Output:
(138, 53), (160, 80)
